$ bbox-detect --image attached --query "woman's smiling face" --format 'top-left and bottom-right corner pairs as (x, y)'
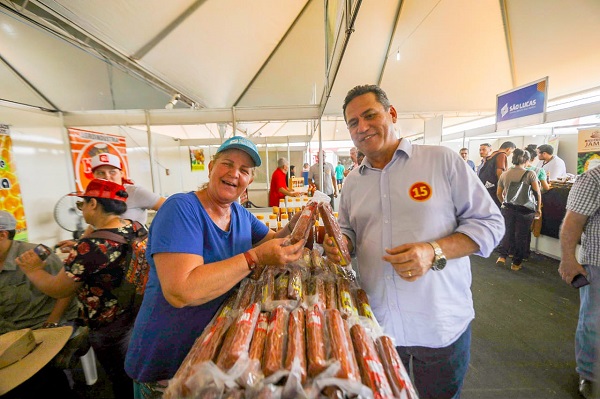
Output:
(208, 149), (255, 202)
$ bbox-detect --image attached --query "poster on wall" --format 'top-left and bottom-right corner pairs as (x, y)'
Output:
(577, 127), (600, 174)
(189, 147), (205, 171)
(0, 127), (28, 241)
(68, 128), (128, 192)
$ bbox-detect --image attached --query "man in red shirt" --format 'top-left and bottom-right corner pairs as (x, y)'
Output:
(269, 157), (301, 207)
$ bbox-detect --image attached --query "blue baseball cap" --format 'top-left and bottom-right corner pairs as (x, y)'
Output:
(216, 136), (262, 167)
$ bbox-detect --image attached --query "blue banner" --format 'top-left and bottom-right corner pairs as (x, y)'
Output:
(496, 78), (547, 123)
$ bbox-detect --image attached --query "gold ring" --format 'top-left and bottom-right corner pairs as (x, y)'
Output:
(407, 270), (412, 277)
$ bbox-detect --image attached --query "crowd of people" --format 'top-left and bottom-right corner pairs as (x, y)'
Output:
(1, 86), (597, 399)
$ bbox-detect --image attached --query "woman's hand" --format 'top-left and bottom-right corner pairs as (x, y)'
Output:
(56, 239), (76, 253)
(254, 237), (305, 266)
(15, 249), (46, 274)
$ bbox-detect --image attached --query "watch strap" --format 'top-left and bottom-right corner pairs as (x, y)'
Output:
(243, 251), (257, 271)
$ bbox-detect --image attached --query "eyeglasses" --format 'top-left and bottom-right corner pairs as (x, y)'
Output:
(76, 201), (84, 211)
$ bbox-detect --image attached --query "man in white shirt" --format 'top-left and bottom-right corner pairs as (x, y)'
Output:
(536, 144), (567, 180)
(324, 84), (504, 399)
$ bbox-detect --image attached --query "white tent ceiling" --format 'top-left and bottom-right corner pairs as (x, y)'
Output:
(1, 0), (600, 143)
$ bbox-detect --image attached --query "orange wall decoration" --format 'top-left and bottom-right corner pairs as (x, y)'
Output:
(68, 128), (129, 192)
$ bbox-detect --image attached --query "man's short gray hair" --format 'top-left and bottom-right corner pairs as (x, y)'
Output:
(277, 157), (288, 168)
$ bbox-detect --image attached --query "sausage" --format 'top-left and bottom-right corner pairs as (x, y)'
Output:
(318, 202), (352, 266)
(307, 277), (326, 310)
(350, 324), (394, 399)
(261, 268), (275, 308)
(173, 315), (232, 397)
(324, 280), (337, 310)
(248, 312), (269, 365)
(288, 267), (303, 301)
(288, 200), (318, 245)
(337, 278), (358, 319)
(216, 290), (238, 318)
(375, 335), (414, 399)
(306, 305), (327, 377)
(191, 315), (232, 363)
(274, 272), (289, 300)
(236, 279), (255, 310)
(216, 302), (261, 370)
(310, 248), (327, 272)
(343, 316), (360, 381)
(324, 308), (359, 381)
(355, 288), (376, 320)
(284, 307), (307, 383)
(262, 305), (288, 377)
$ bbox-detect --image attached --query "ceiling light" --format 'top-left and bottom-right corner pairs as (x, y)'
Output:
(165, 94), (180, 109)
(396, 49), (400, 61)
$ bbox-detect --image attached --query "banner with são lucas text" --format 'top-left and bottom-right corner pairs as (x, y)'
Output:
(0, 127), (28, 240)
(68, 128), (129, 192)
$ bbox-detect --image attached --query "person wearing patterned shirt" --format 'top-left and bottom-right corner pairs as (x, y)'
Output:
(559, 166), (600, 399)
(16, 179), (141, 399)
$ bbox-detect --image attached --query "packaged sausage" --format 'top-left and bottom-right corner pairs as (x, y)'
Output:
(337, 278), (358, 319)
(284, 307), (307, 383)
(307, 276), (326, 310)
(306, 305), (328, 377)
(318, 202), (352, 266)
(286, 200), (318, 246)
(287, 267), (303, 301)
(261, 268), (275, 308)
(375, 335), (418, 399)
(263, 305), (289, 377)
(169, 315), (232, 397)
(324, 308), (359, 381)
(274, 272), (289, 301)
(350, 324), (394, 399)
(325, 280), (338, 310)
(248, 312), (269, 366)
(216, 302), (261, 371)
(355, 288), (376, 320)
(236, 278), (255, 310)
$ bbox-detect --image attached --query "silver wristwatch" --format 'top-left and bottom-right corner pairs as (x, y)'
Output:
(428, 241), (447, 271)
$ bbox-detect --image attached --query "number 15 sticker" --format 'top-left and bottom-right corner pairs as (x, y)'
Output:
(409, 182), (432, 202)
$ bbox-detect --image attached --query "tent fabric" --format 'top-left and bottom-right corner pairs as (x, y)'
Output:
(1, 0), (600, 141)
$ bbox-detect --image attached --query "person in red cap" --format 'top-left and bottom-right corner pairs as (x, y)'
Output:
(57, 153), (165, 251)
(90, 153), (165, 225)
(16, 178), (141, 399)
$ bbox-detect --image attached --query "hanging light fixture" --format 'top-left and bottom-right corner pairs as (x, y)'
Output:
(165, 94), (180, 109)
(396, 49), (400, 61)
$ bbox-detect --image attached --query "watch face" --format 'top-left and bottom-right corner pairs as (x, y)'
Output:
(433, 257), (447, 271)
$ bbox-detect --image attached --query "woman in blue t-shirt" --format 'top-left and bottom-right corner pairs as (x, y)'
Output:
(124, 137), (306, 397)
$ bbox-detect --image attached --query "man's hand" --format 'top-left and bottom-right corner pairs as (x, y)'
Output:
(322, 234), (342, 262)
(382, 242), (434, 282)
(15, 249), (46, 274)
(558, 258), (586, 285)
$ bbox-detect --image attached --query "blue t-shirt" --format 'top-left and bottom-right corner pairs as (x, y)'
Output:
(125, 192), (269, 382)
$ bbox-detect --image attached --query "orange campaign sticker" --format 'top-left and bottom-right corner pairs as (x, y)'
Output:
(409, 182), (432, 202)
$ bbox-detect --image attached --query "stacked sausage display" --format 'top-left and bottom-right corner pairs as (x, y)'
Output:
(165, 200), (418, 399)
